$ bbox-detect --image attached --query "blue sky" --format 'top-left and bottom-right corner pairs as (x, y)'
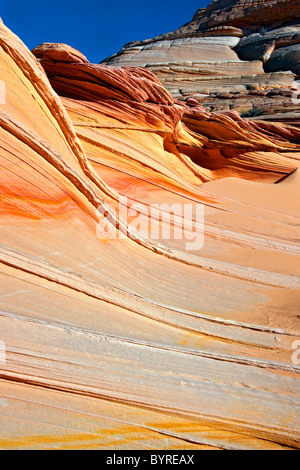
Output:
(1, 1), (211, 63)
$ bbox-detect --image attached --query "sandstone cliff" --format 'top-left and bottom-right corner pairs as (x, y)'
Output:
(102, 0), (300, 119)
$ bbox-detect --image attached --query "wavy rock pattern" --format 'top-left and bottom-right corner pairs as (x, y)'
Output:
(103, 0), (300, 119)
(0, 19), (300, 450)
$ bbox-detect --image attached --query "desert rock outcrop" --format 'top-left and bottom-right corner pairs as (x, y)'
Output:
(102, 0), (300, 119)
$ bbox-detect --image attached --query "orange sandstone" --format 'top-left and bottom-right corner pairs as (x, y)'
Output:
(0, 18), (299, 450)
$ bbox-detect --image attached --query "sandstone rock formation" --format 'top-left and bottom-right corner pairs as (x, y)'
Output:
(102, 0), (300, 119)
(0, 14), (300, 450)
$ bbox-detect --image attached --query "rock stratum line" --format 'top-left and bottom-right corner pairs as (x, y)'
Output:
(0, 3), (300, 450)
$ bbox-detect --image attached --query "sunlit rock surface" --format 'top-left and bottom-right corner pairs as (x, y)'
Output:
(0, 18), (300, 450)
(102, 0), (300, 119)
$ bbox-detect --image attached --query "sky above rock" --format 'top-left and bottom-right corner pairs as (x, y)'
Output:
(1, 0), (210, 63)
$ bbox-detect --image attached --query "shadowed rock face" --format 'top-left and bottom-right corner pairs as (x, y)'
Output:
(235, 25), (300, 76)
(102, 0), (300, 119)
(0, 12), (300, 450)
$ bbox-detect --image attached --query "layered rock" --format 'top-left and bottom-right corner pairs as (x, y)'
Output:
(102, 0), (300, 119)
(178, 0), (300, 33)
(32, 42), (300, 183)
(0, 22), (300, 450)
